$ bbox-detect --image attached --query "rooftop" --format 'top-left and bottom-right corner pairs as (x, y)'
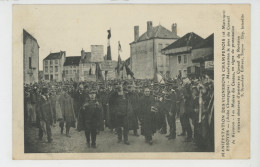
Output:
(44, 51), (65, 60)
(162, 32), (204, 51)
(64, 56), (81, 66)
(23, 29), (40, 48)
(193, 33), (214, 49)
(131, 25), (179, 44)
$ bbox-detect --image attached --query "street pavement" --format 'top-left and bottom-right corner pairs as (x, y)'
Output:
(24, 120), (202, 153)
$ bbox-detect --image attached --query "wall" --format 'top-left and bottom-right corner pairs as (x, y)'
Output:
(130, 38), (176, 79)
(24, 37), (39, 84)
(169, 52), (200, 78)
(64, 65), (79, 81)
(79, 62), (96, 81)
(91, 45), (104, 62)
(154, 38), (177, 76)
(42, 52), (65, 82)
(130, 40), (154, 79)
(43, 59), (61, 81)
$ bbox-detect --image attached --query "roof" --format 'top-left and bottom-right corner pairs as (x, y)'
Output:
(162, 32), (204, 51)
(131, 25), (179, 44)
(43, 51), (65, 60)
(80, 52), (92, 63)
(193, 33), (214, 49)
(23, 29), (40, 48)
(64, 56), (81, 66)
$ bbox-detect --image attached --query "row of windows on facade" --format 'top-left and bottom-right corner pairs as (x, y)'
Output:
(64, 70), (95, 76)
(178, 55), (188, 64)
(45, 66), (59, 73)
(44, 60), (59, 65)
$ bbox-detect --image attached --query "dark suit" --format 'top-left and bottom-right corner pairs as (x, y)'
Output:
(78, 99), (101, 146)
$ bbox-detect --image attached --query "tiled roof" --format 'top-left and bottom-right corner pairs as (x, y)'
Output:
(193, 33), (214, 49)
(23, 29), (40, 48)
(44, 51), (65, 60)
(162, 32), (204, 51)
(131, 25), (179, 44)
(64, 56), (81, 66)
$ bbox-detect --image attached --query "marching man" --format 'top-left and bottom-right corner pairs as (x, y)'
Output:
(78, 89), (102, 148)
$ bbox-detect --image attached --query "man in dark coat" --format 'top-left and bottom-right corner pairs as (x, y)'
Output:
(139, 87), (157, 145)
(39, 87), (53, 143)
(127, 86), (140, 136)
(78, 90), (102, 148)
(73, 84), (86, 120)
(109, 85), (130, 145)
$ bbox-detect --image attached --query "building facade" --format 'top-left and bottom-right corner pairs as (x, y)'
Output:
(43, 51), (66, 82)
(79, 45), (104, 81)
(130, 21), (179, 79)
(23, 29), (39, 84)
(63, 56), (81, 82)
(162, 32), (205, 79)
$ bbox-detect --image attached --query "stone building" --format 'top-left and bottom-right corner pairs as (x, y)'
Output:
(63, 56), (81, 82)
(130, 21), (179, 79)
(23, 29), (39, 84)
(43, 51), (66, 82)
(79, 45), (104, 81)
(161, 32), (205, 79)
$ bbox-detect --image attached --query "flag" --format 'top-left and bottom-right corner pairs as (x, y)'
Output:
(116, 55), (122, 75)
(106, 29), (112, 60)
(125, 64), (135, 79)
(107, 29), (111, 39)
(118, 41), (122, 52)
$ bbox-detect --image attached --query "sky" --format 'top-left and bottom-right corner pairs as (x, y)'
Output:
(14, 5), (219, 70)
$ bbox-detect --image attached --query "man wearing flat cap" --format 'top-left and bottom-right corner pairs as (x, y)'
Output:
(78, 89), (102, 148)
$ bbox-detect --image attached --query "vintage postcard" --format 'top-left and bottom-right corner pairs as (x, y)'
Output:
(12, 4), (250, 159)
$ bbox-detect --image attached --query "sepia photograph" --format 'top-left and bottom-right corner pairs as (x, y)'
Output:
(20, 5), (215, 154)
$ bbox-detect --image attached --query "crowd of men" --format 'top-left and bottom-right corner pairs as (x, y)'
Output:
(24, 76), (214, 151)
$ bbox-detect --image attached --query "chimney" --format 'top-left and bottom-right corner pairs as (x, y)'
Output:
(134, 26), (139, 42)
(147, 21), (153, 38)
(172, 23), (177, 36)
(81, 49), (85, 59)
(147, 21), (153, 32)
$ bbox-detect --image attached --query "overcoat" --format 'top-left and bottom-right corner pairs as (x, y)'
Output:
(127, 92), (139, 130)
(77, 100), (102, 131)
(109, 92), (135, 129)
(59, 94), (76, 124)
(139, 95), (157, 136)
(39, 95), (53, 125)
